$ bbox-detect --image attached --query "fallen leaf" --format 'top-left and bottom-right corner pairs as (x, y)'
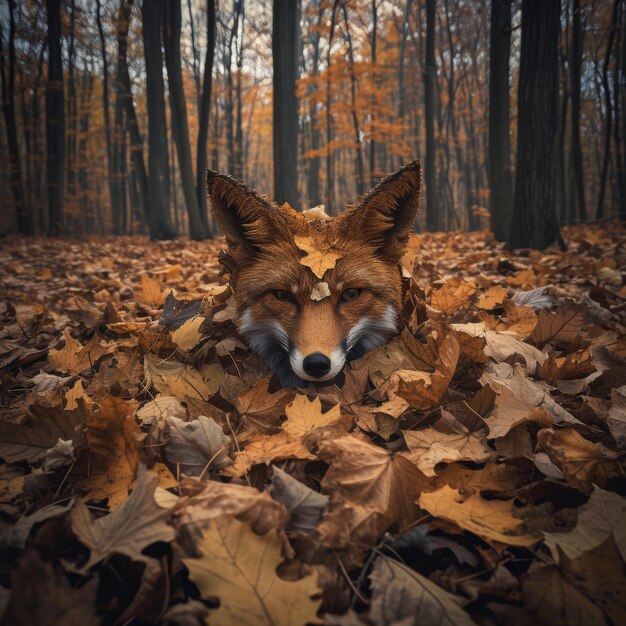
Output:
(72, 464), (175, 570)
(184, 515), (322, 625)
(402, 427), (493, 476)
(144, 352), (215, 401)
(543, 485), (626, 562)
(607, 386), (626, 449)
(369, 555), (475, 626)
(477, 285), (508, 310)
(135, 273), (166, 307)
(430, 277), (477, 315)
(294, 234), (345, 279)
(164, 414), (231, 474)
(235, 378), (295, 433)
(282, 394), (342, 438)
(48, 328), (110, 375)
(529, 301), (588, 348)
(269, 466), (329, 534)
(171, 316), (205, 351)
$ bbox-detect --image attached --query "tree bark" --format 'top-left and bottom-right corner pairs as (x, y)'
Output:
(45, 0), (64, 235)
(508, 0), (562, 250)
(164, 0), (207, 239)
(197, 0), (216, 236)
(273, 0), (300, 207)
(424, 0), (439, 230)
(570, 0), (586, 221)
(0, 0), (31, 234)
(325, 0), (340, 214)
(488, 0), (513, 240)
(142, 0), (175, 239)
(369, 0), (378, 187)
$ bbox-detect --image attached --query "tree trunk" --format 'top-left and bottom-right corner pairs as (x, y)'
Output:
(424, 0), (439, 230)
(597, 0), (619, 218)
(234, 1), (245, 180)
(273, 0), (300, 207)
(116, 0), (151, 231)
(66, 0), (77, 231)
(163, 0), (207, 239)
(398, 0), (412, 120)
(570, 0), (586, 221)
(142, 0), (176, 239)
(197, 0), (216, 236)
(46, 0), (64, 235)
(369, 0), (378, 187)
(488, 0), (513, 240)
(96, 0), (117, 234)
(508, 0), (562, 250)
(0, 0), (31, 234)
(325, 0), (341, 214)
(613, 0), (626, 219)
(342, 3), (365, 196)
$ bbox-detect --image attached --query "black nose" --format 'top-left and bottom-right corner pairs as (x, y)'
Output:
(302, 352), (331, 378)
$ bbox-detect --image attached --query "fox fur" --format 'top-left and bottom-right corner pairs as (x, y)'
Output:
(207, 160), (422, 387)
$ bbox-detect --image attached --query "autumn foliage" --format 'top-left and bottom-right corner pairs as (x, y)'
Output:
(0, 224), (625, 624)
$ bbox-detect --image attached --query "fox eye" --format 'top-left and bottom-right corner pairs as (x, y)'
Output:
(274, 289), (293, 302)
(341, 288), (361, 302)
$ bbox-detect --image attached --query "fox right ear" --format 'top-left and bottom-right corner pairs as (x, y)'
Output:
(207, 170), (294, 262)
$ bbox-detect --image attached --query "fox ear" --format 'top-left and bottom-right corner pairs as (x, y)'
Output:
(207, 170), (294, 262)
(338, 160), (421, 263)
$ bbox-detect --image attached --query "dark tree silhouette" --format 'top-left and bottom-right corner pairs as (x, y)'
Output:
(46, 0), (64, 235)
(508, 0), (561, 250)
(164, 0), (208, 239)
(273, 0), (300, 207)
(488, 0), (513, 241)
(570, 0), (586, 222)
(424, 0), (439, 231)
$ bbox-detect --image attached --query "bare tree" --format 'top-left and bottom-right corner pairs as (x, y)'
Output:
(46, 0), (64, 235)
(424, 0), (439, 230)
(273, 0), (300, 207)
(488, 0), (513, 240)
(0, 0), (30, 233)
(164, 0), (207, 239)
(509, 0), (562, 249)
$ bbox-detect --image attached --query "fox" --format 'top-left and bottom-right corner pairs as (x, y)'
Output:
(206, 160), (421, 387)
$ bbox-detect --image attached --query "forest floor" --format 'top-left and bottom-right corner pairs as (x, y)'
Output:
(0, 223), (625, 626)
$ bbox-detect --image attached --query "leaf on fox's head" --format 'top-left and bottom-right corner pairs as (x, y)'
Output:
(337, 159), (421, 263)
(206, 170), (296, 263)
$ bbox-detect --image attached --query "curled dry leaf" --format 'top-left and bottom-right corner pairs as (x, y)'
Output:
(164, 414), (232, 474)
(402, 427), (493, 476)
(537, 427), (622, 494)
(369, 555), (475, 626)
(269, 466), (330, 534)
(418, 485), (541, 547)
(183, 515), (322, 626)
(71, 464), (175, 571)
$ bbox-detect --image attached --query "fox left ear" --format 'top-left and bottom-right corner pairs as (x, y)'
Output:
(207, 170), (294, 263)
(338, 160), (421, 263)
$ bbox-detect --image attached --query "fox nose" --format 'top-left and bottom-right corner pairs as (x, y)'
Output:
(302, 352), (331, 378)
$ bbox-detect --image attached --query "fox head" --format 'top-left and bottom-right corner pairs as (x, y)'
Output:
(207, 160), (421, 387)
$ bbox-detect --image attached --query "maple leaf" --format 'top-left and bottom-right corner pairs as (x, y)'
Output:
(308, 432), (431, 556)
(135, 273), (166, 307)
(429, 277), (477, 315)
(418, 485), (541, 546)
(48, 328), (111, 375)
(477, 285), (508, 310)
(71, 464), (175, 571)
(529, 301), (588, 348)
(283, 394), (342, 438)
(73, 395), (144, 509)
(235, 378), (295, 433)
(183, 515), (322, 626)
(294, 234), (345, 279)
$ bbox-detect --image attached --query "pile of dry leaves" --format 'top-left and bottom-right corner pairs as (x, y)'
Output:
(0, 223), (625, 626)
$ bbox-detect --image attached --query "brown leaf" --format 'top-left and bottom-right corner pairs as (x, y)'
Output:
(477, 285), (508, 310)
(537, 428), (622, 494)
(235, 378), (295, 433)
(71, 464), (175, 571)
(430, 277), (477, 315)
(135, 273), (166, 307)
(48, 328), (111, 375)
(529, 301), (588, 348)
(402, 427), (493, 476)
(607, 386), (626, 449)
(282, 394), (342, 438)
(73, 395), (144, 509)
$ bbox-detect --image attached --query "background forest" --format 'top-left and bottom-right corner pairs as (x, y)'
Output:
(0, 0), (624, 246)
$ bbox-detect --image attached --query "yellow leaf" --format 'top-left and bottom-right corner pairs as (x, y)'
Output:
(171, 316), (205, 351)
(294, 235), (345, 279)
(283, 395), (341, 438)
(477, 285), (508, 310)
(135, 274), (166, 307)
(418, 485), (540, 546)
(184, 516), (321, 626)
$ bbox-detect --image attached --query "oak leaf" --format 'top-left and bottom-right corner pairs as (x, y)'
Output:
(183, 515), (322, 626)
